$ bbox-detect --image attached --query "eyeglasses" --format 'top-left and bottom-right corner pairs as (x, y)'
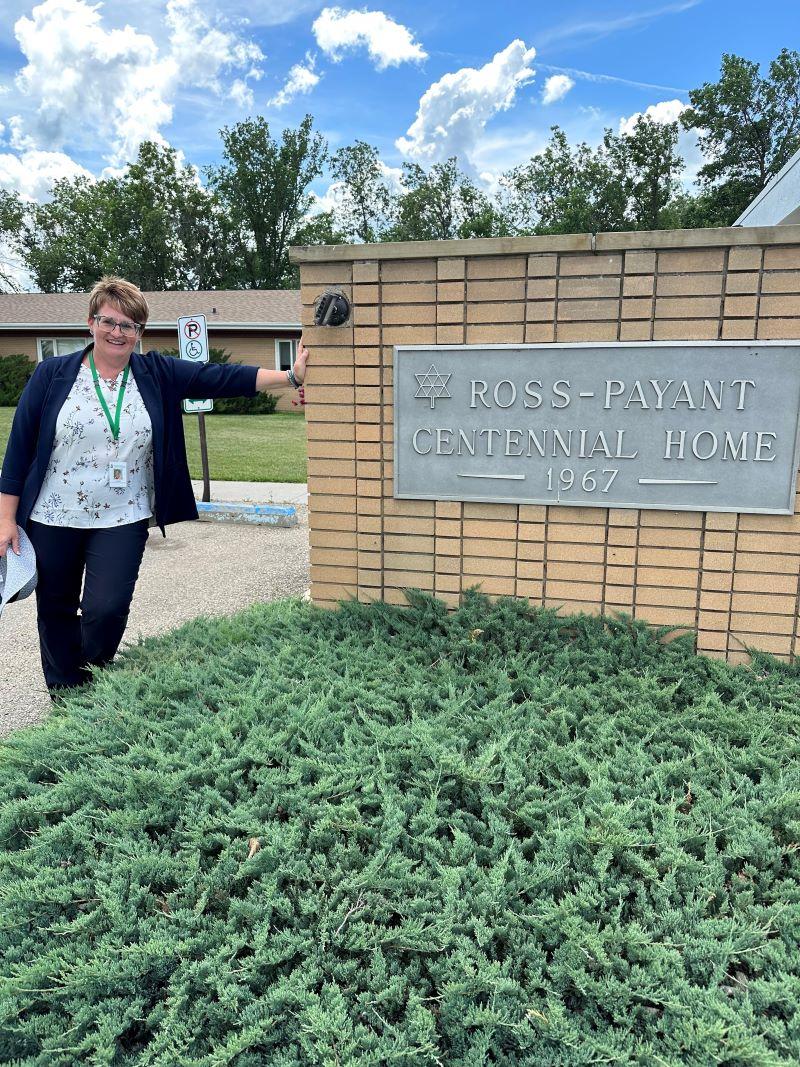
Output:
(93, 314), (142, 337)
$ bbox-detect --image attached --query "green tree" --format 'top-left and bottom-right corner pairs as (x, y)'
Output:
(207, 115), (327, 289)
(604, 116), (684, 231)
(680, 49), (800, 223)
(659, 183), (758, 229)
(22, 142), (231, 292)
(292, 210), (347, 247)
(387, 158), (507, 242)
(329, 140), (396, 243)
(501, 119), (683, 235)
(121, 141), (235, 290)
(501, 128), (627, 235)
(0, 189), (26, 292)
(23, 176), (124, 292)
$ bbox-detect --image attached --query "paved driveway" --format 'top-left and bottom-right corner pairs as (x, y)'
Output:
(0, 484), (309, 738)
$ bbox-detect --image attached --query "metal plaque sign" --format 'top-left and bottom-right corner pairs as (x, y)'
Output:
(394, 343), (800, 514)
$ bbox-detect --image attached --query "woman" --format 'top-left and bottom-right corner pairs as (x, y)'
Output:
(0, 276), (308, 693)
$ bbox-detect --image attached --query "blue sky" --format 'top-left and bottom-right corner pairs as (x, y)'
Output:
(0, 0), (797, 206)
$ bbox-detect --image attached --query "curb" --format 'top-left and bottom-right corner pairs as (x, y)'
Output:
(196, 502), (298, 527)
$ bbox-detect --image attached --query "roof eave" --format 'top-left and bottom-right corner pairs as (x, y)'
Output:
(735, 147), (800, 227)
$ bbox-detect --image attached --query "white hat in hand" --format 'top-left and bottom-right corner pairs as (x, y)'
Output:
(0, 527), (37, 619)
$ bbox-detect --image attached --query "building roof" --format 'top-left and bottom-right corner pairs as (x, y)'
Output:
(736, 147), (800, 227)
(0, 289), (301, 330)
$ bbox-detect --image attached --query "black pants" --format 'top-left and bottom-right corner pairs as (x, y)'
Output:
(27, 520), (149, 691)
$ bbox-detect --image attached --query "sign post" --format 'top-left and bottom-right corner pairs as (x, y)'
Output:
(178, 315), (212, 503)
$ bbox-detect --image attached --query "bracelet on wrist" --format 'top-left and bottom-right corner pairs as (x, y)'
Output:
(286, 368), (301, 389)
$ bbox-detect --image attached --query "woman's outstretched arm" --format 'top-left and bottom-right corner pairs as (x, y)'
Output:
(256, 340), (309, 393)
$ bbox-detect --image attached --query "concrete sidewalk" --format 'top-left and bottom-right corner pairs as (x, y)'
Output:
(191, 480), (309, 506)
(2, 483), (310, 738)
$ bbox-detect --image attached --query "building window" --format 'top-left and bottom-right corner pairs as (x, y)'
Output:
(37, 338), (86, 361)
(275, 338), (298, 371)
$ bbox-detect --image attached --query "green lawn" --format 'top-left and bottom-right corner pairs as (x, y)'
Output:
(182, 413), (307, 482)
(0, 408), (307, 482)
(0, 407), (13, 455)
(1, 593), (799, 1062)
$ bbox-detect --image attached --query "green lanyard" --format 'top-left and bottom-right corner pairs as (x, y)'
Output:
(89, 349), (129, 443)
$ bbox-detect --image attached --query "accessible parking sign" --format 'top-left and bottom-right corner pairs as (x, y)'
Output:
(178, 314), (213, 414)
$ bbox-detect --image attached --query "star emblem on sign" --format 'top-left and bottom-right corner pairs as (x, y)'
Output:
(414, 364), (452, 409)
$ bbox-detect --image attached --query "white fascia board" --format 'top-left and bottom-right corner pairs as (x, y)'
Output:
(736, 147), (800, 226)
(169, 322), (301, 331)
(0, 323), (89, 330)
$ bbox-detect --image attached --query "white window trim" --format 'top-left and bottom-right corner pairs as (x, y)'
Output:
(37, 337), (87, 361)
(274, 337), (298, 371)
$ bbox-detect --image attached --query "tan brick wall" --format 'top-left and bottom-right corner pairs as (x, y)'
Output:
(0, 337), (38, 360)
(295, 227), (800, 663)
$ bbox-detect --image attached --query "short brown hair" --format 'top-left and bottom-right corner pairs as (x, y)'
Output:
(88, 276), (149, 326)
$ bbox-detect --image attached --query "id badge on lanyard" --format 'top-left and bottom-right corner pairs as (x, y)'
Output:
(89, 349), (130, 489)
(109, 460), (128, 488)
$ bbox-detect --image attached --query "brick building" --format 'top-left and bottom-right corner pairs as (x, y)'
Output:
(0, 289), (303, 411)
(293, 224), (800, 664)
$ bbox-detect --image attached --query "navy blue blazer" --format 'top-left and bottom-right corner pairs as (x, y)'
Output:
(0, 345), (259, 532)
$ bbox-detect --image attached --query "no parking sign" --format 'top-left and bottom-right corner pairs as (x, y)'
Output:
(178, 315), (208, 361)
(178, 314), (213, 414)
(178, 313), (214, 499)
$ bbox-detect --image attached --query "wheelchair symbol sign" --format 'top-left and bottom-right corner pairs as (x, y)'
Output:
(177, 314), (209, 364)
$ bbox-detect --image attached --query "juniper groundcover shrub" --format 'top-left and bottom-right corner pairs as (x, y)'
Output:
(1, 593), (799, 1066)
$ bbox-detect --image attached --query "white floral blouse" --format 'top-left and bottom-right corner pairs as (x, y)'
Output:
(30, 363), (154, 528)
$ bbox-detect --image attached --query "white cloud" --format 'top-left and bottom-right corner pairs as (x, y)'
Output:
(9, 0), (264, 171)
(538, 63), (687, 94)
(396, 39), (536, 169)
(309, 179), (345, 216)
(579, 105), (605, 124)
(536, 0), (701, 49)
(165, 0), (264, 93)
(0, 148), (92, 201)
(8, 115), (36, 152)
(2, 0), (321, 27)
(312, 6), (426, 70)
(13, 0), (169, 164)
(230, 79), (255, 109)
(378, 158), (403, 193)
(469, 127), (551, 184)
(618, 98), (687, 135)
(269, 55), (321, 108)
(542, 74), (574, 105)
